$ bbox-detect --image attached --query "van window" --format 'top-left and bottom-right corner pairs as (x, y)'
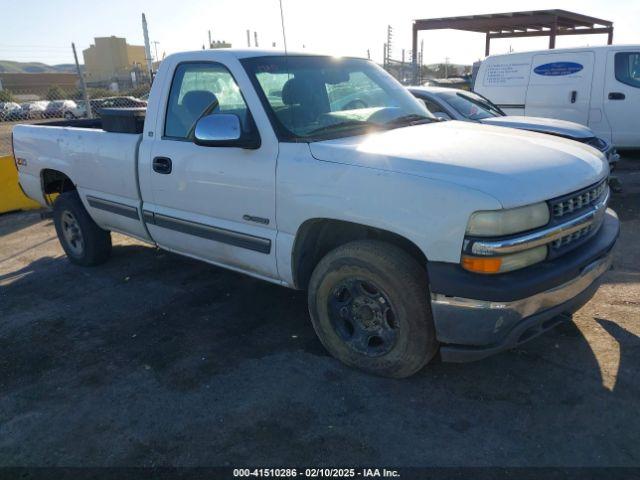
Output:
(615, 52), (640, 89)
(164, 62), (250, 139)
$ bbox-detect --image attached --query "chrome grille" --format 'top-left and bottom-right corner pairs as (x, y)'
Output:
(552, 180), (607, 218)
(551, 225), (593, 250)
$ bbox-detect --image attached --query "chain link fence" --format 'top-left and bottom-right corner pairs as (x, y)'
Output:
(1, 56), (151, 156)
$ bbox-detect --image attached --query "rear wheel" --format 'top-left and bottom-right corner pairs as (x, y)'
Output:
(308, 240), (438, 378)
(53, 191), (112, 266)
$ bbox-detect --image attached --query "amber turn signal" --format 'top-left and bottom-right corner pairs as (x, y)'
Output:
(461, 255), (502, 274)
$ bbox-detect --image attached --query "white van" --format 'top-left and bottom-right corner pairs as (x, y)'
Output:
(475, 45), (640, 149)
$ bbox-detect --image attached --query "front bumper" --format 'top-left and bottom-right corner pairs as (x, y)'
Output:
(429, 209), (619, 362)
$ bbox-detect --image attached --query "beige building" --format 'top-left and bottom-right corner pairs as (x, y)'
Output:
(83, 36), (149, 88)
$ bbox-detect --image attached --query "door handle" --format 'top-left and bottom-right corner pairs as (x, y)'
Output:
(570, 91), (577, 103)
(608, 92), (626, 100)
(152, 157), (172, 174)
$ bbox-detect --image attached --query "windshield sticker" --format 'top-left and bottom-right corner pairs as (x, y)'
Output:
(534, 62), (583, 76)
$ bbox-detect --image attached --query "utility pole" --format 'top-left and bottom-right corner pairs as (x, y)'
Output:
(246, 29), (251, 47)
(367, 49), (370, 60)
(383, 43), (387, 68)
(419, 39), (424, 84)
(142, 14), (154, 81)
(444, 57), (450, 78)
(152, 41), (160, 62)
(208, 30), (212, 48)
(386, 25), (393, 63)
(253, 31), (259, 48)
(402, 49), (406, 83)
(72, 42), (93, 119)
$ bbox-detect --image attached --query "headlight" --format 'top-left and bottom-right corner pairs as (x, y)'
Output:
(466, 202), (550, 237)
(462, 246), (548, 274)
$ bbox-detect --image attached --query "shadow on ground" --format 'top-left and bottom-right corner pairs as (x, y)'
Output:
(0, 241), (639, 467)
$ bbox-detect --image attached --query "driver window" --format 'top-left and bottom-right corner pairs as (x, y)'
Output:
(165, 62), (249, 139)
(615, 52), (640, 89)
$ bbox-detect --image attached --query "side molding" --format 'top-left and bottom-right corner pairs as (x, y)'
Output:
(142, 210), (271, 254)
(86, 196), (140, 220)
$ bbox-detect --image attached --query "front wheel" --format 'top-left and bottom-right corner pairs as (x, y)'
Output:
(308, 240), (438, 378)
(53, 191), (112, 266)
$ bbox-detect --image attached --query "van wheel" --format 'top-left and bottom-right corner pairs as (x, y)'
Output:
(53, 191), (112, 266)
(308, 240), (438, 378)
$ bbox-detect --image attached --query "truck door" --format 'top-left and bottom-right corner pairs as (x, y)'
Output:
(139, 60), (279, 280)
(604, 50), (640, 148)
(525, 51), (595, 125)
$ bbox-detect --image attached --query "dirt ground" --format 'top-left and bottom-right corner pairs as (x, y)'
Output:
(0, 154), (638, 467)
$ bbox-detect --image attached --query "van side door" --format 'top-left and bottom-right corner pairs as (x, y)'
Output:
(525, 51), (595, 125)
(604, 50), (640, 148)
(137, 56), (280, 281)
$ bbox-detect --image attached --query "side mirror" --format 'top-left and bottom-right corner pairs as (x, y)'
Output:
(435, 112), (452, 121)
(194, 113), (260, 149)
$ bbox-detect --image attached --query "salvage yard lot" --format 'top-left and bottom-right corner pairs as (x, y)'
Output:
(0, 155), (639, 467)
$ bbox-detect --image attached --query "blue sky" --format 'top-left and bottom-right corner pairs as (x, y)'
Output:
(2, 0), (638, 66)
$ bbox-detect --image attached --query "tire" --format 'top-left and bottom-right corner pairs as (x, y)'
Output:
(308, 240), (438, 378)
(53, 191), (112, 266)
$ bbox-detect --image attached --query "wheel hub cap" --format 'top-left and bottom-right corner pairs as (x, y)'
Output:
(328, 279), (398, 357)
(61, 210), (84, 256)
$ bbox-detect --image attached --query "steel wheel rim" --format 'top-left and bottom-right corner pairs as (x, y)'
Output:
(61, 210), (84, 256)
(327, 278), (398, 357)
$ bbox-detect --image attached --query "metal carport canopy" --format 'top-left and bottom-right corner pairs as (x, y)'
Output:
(411, 9), (614, 81)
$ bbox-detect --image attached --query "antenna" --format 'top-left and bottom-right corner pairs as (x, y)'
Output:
(278, 0), (288, 53)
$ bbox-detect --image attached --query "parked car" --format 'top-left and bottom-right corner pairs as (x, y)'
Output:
(18, 101), (48, 120)
(474, 45), (640, 148)
(90, 96), (148, 116)
(44, 100), (77, 119)
(0, 102), (21, 121)
(13, 50), (619, 378)
(66, 101), (88, 119)
(409, 86), (619, 166)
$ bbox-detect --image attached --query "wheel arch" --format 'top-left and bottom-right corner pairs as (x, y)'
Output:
(291, 218), (428, 290)
(40, 168), (76, 206)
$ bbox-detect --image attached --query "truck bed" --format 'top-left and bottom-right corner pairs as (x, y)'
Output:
(42, 107), (146, 134)
(12, 123), (143, 212)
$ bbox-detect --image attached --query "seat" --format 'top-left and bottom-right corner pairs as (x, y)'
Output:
(178, 90), (219, 135)
(278, 78), (325, 130)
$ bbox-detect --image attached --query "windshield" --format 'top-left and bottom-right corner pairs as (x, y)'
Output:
(437, 90), (504, 120)
(241, 55), (433, 140)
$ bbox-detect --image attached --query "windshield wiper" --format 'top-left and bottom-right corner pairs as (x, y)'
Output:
(307, 120), (378, 136)
(384, 114), (435, 128)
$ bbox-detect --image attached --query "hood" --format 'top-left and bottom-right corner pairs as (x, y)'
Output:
(308, 121), (607, 209)
(479, 115), (594, 140)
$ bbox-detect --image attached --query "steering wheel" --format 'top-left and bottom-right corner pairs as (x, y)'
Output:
(342, 99), (368, 110)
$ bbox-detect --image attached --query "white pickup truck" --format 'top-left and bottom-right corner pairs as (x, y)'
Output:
(13, 50), (619, 377)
